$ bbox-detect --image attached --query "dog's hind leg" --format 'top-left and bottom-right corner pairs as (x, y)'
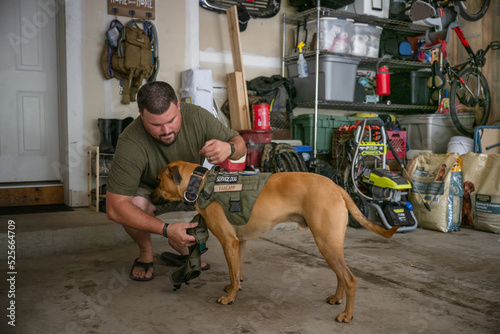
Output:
(309, 218), (356, 323)
(324, 256), (356, 323)
(326, 274), (345, 305)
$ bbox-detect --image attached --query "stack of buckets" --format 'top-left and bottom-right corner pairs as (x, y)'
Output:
(238, 103), (272, 168)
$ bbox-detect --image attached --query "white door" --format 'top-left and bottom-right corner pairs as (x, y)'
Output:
(0, 0), (60, 182)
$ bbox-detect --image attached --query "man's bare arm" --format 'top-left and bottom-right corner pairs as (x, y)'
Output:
(106, 191), (197, 247)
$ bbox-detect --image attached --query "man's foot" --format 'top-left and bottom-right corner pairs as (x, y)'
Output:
(129, 258), (154, 281)
(160, 251), (210, 270)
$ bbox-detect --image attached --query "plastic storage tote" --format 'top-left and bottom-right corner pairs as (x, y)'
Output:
(345, 0), (390, 18)
(398, 114), (475, 154)
(293, 114), (371, 152)
(388, 70), (432, 105)
(287, 54), (361, 102)
(293, 17), (354, 54)
(351, 23), (382, 58)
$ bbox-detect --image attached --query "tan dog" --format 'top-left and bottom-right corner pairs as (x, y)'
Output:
(151, 161), (399, 323)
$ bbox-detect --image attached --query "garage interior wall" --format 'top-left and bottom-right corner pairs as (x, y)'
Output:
(59, 0), (499, 207)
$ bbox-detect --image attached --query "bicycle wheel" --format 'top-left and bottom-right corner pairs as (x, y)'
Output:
(450, 67), (490, 136)
(458, 0), (490, 22)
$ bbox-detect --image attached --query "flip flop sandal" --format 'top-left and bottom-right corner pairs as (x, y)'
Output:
(129, 258), (154, 281)
(161, 251), (211, 270)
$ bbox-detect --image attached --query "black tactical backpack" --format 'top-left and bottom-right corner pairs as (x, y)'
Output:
(261, 143), (308, 173)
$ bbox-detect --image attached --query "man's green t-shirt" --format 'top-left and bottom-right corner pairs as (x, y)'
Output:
(107, 102), (239, 196)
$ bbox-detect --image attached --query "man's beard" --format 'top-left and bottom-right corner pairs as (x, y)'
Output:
(156, 131), (178, 147)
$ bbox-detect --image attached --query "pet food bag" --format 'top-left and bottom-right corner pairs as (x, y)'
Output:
(407, 153), (463, 232)
(461, 153), (500, 233)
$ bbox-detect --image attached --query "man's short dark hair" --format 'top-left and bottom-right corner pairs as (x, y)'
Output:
(137, 81), (178, 115)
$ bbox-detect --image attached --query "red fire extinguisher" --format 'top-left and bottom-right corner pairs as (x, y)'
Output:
(376, 56), (391, 96)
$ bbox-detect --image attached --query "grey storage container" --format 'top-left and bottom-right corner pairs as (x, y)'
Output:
(398, 114), (475, 154)
(287, 55), (361, 102)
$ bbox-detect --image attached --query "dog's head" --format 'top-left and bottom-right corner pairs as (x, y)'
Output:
(464, 181), (475, 194)
(150, 161), (199, 204)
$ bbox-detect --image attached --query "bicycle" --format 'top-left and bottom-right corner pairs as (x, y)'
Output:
(419, 3), (499, 136)
(408, 0), (491, 22)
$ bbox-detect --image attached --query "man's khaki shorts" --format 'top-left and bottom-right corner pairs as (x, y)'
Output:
(135, 186), (195, 216)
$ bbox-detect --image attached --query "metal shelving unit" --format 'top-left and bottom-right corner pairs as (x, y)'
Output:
(282, 3), (436, 157)
(284, 7), (429, 34)
(296, 100), (436, 113)
(286, 50), (432, 71)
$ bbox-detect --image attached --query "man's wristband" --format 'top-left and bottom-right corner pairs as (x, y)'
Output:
(163, 223), (168, 238)
(228, 142), (236, 159)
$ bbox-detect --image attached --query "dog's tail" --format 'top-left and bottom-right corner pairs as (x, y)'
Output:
(339, 187), (399, 238)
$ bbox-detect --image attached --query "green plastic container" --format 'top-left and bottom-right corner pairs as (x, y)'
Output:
(293, 114), (370, 152)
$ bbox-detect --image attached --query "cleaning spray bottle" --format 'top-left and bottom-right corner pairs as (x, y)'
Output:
(297, 41), (308, 78)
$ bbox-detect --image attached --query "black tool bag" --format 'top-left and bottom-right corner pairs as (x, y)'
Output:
(246, 75), (296, 113)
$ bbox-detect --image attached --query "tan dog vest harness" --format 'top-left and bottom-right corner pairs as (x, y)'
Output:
(197, 170), (272, 226)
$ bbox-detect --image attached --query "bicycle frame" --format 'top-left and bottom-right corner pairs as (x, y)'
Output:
(443, 26), (480, 97)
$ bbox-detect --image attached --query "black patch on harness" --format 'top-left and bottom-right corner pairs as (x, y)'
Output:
(215, 175), (239, 184)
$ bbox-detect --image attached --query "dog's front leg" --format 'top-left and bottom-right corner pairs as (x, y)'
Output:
(238, 240), (246, 282)
(224, 240), (246, 291)
(218, 238), (242, 305)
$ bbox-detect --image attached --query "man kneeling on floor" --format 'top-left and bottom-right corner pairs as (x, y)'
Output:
(105, 81), (246, 281)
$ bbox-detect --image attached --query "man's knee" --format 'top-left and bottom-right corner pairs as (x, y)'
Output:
(131, 196), (156, 216)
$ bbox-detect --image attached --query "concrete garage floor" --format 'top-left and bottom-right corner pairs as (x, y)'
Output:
(1, 208), (500, 334)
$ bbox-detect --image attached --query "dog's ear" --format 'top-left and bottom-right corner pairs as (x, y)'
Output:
(169, 165), (182, 185)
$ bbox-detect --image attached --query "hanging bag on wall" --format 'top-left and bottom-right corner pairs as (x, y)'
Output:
(100, 19), (124, 80)
(100, 18), (159, 104)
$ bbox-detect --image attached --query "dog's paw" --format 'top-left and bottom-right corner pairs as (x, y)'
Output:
(335, 312), (353, 323)
(217, 296), (235, 305)
(326, 295), (342, 305)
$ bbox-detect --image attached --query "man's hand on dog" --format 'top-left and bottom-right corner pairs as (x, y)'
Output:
(199, 139), (231, 165)
(167, 221), (198, 247)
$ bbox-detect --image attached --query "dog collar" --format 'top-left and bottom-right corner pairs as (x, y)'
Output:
(184, 166), (209, 207)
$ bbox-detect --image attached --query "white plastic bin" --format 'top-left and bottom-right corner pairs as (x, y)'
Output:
(351, 23), (382, 57)
(292, 17), (354, 54)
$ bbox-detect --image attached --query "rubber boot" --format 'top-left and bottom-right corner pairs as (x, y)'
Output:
(111, 117), (134, 150)
(98, 118), (115, 154)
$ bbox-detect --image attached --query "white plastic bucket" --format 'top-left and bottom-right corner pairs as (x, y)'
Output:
(447, 136), (474, 155)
